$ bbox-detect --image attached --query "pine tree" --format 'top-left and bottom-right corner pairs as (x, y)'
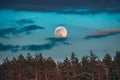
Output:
(34, 53), (44, 80)
(112, 51), (120, 80)
(17, 54), (26, 80)
(70, 52), (80, 79)
(44, 57), (56, 80)
(103, 53), (112, 67)
(0, 51), (120, 80)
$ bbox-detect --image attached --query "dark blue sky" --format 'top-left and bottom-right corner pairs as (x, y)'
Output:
(0, 0), (120, 12)
(0, 0), (120, 62)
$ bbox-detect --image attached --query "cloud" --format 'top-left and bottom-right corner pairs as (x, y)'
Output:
(16, 19), (34, 25)
(56, 7), (120, 15)
(0, 43), (19, 52)
(22, 43), (55, 51)
(0, 25), (45, 39)
(0, 42), (54, 52)
(0, 37), (70, 52)
(21, 25), (45, 31)
(0, 28), (18, 39)
(85, 28), (120, 39)
(56, 8), (92, 15)
(46, 37), (67, 43)
(0, 0), (120, 14)
(0, 42), (55, 52)
(22, 37), (70, 51)
(46, 37), (70, 45)
(20, 25), (45, 34)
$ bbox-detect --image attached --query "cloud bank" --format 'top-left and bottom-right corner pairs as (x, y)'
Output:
(0, 0), (120, 14)
(0, 37), (70, 52)
(0, 43), (19, 52)
(0, 28), (17, 39)
(22, 25), (45, 31)
(85, 28), (120, 39)
(16, 19), (34, 25)
(56, 8), (120, 15)
(22, 37), (70, 51)
(0, 25), (45, 39)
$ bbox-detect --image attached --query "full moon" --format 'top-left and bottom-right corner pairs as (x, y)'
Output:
(54, 26), (67, 38)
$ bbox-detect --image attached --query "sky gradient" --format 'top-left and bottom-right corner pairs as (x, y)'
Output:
(0, 0), (120, 62)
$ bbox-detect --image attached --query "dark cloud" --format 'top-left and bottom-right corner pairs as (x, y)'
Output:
(63, 42), (70, 45)
(22, 43), (55, 51)
(16, 19), (34, 25)
(0, 37), (70, 52)
(85, 29), (120, 39)
(46, 37), (71, 45)
(56, 8), (120, 15)
(0, 25), (45, 39)
(22, 25), (45, 31)
(22, 37), (70, 51)
(46, 37), (68, 43)
(0, 28), (16, 35)
(0, 43), (19, 52)
(20, 25), (45, 34)
(0, 0), (120, 13)
(0, 28), (18, 39)
(0, 42), (54, 52)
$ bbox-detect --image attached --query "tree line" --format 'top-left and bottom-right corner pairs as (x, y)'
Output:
(0, 51), (120, 80)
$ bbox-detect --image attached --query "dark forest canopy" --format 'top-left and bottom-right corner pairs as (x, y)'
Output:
(0, 51), (120, 80)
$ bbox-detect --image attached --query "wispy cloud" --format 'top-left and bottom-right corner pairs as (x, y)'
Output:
(20, 25), (45, 34)
(0, 28), (17, 39)
(46, 37), (70, 45)
(22, 37), (70, 51)
(16, 19), (34, 25)
(0, 25), (45, 39)
(0, 37), (70, 52)
(21, 25), (45, 31)
(0, 43), (19, 52)
(85, 28), (120, 39)
(46, 37), (67, 43)
(22, 43), (55, 51)
(0, 0), (120, 14)
(56, 7), (120, 15)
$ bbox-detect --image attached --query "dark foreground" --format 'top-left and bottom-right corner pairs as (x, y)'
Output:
(0, 51), (120, 80)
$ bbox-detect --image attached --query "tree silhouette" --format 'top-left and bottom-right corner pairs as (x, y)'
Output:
(0, 51), (120, 80)
(112, 51), (120, 80)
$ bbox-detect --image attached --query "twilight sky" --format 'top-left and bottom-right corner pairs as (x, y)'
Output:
(0, 0), (120, 62)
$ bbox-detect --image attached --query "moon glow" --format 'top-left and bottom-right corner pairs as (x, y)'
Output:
(54, 26), (67, 38)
